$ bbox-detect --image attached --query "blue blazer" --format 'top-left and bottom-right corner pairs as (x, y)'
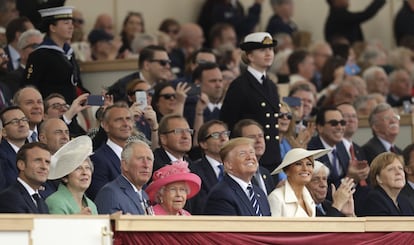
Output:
(0, 181), (49, 214)
(94, 175), (149, 215)
(0, 140), (18, 187)
(203, 175), (271, 216)
(87, 144), (121, 200)
(361, 186), (414, 216)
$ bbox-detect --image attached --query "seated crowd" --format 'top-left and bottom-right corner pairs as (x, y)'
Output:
(1, 0), (414, 218)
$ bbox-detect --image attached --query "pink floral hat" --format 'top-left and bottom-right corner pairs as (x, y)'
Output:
(146, 160), (201, 202)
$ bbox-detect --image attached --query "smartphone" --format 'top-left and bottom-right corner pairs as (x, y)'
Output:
(86, 95), (104, 106)
(283, 96), (301, 107)
(187, 85), (201, 97)
(344, 63), (361, 76)
(135, 91), (147, 110)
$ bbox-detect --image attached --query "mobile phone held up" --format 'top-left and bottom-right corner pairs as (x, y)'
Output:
(86, 95), (104, 106)
(135, 91), (147, 110)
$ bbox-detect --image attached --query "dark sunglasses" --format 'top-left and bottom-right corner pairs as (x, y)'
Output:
(149, 59), (171, 67)
(159, 93), (176, 100)
(278, 112), (292, 120)
(128, 89), (155, 96)
(325, 119), (347, 126)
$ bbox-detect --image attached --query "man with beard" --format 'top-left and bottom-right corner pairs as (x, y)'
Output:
(153, 114), (193, 172)
(86, 102), (134, 200)
(0, 106), (30, 187)
(362, 103), (402, 164)
(220, 32), (281, 173)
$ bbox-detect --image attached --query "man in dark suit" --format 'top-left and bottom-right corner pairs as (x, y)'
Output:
(87, 103), (133, 200)
(94, 141), (153, 215)
(362, 103), (402, 164)
(0, 142), (51, 214)
(153, 114), (193, 172)
(232, 119), (275, 194)
(0, 106), (30, 187)
(307, 106), (350, 188)
(189, 120), (229, 214)
(220, 32), (281, 173)
(306, 160), (355, 217)
(203, 137), (271, 216)
(386, 69), (412, 108)
(337, 103), (371, 216)
(402, 144), (414, 210)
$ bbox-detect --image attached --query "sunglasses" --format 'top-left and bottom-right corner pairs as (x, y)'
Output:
(278, 112), (292, 120)
(149, 59), (171, 67)
(325, 119), (347, 126)
(128, 89), (155, 97)
(159, 93), (176, 100)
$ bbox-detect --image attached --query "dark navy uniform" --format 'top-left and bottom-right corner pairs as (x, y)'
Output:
(25, 37), (82, 104)
(220, 70), (281, 172)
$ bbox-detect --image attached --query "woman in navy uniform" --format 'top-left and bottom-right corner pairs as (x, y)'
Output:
(25, 6), (87, 104)
(220, 32), (281, 172)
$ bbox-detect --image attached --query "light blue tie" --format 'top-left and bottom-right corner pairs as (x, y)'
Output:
(30, 131), (38, 142)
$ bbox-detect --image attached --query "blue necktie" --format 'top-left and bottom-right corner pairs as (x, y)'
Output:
(217, 165), (224, 182)
(247, 185), (262, 216)
(30, 131), (38, 142)
(316, 203), (326, 216)
(331, 148), (339, 177)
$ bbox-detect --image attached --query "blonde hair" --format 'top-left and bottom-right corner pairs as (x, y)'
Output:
(219, 137), (254, 162)
(370, 152), (404, 188)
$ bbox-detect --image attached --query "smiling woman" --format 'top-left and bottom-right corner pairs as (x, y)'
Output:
(268, 148), (330, 217)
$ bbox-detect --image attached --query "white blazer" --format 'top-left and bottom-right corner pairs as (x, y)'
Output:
(268, 180), (315, 217)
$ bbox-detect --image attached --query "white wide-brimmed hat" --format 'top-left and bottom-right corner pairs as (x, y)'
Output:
(271, 148), (331, 175)
(48, 136), (92, 180)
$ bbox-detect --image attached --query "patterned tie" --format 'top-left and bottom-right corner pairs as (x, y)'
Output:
(32, 193), (48, 214)
(390, 146), (397, 153)
(30, 131), (38, 142)
(217, 165), (224, 182)
(247, 185), (262, 216)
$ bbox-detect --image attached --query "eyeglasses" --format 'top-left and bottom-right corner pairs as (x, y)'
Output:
(4, 117), (29, 126)
(382, 114), (400, 122)
(159, 93), (176, 100)
(278, 112), (292, 120)
(163, 128), (194, 135)
(325, 119), (347, 126)
(165, 186), (188, 195)
(128, 88), (155, 97)
(72, 18), (85, 25)
(205, 130), (231, 140)
(22, 43), (40, 50)
(0, 53), (8, 59)
(149, 59), (171, 67)
(49, 103), (70, 110)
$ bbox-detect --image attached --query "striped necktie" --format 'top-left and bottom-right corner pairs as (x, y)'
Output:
(247, 185), (262, 216)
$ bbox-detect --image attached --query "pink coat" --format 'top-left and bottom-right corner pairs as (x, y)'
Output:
(152, 204), (191, 216)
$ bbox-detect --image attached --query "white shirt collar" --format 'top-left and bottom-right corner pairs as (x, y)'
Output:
(207, 102), (222, 112)
(106, 139), (123, 160)
(377, 136), (393, 151)
(7, 141), (20, 153)
(205, 155), (222, 179)
(165, 150), (181, 162)
(7, 44), (20, 70)
(247, 66), (265, 85)
(342, 139), (352, 158)
(228, 173), (251, 198)
(17, 177), (38, 196)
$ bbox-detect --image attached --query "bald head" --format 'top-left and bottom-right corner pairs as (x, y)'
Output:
(38, 118), (69, 154)
(178, 23), (204, 51)
(94, 13), (114, 35)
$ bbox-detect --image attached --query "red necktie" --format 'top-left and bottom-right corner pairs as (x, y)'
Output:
(350, 144), (367, 186)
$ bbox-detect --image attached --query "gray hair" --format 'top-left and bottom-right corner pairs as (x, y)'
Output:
(368, 102), (392, 127)
(131, 33), (157, 54)
(17, 29), (43, 50)
(155, 182), (190, 204)
(362, 66), (385, 83)
(388, 69), (410, 85)
(121, 140), (152, 162)
(313, 160), (330, 176)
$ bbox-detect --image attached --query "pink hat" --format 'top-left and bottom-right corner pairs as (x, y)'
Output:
(146, 161), (201, 202)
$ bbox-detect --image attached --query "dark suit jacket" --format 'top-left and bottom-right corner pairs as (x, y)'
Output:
(361, 186), (414, 216)
(252, 166), (275, 195)
(203, 175), (271, 216)
(87, 144), (121, 200)
(400, 183), (414, 211)
(307, 136), (349, 187)
(189, 156), (220, 214)
(3, 66), (24, 95)
(94, 175), (149, 215)
(0, 140), (18, 187)
(362, 136), (402, 164)
(153, 147), (192, 172)
(220, 70), (280, 172)
(0, 181), (49, 213)
(316, 200), (345, 217)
